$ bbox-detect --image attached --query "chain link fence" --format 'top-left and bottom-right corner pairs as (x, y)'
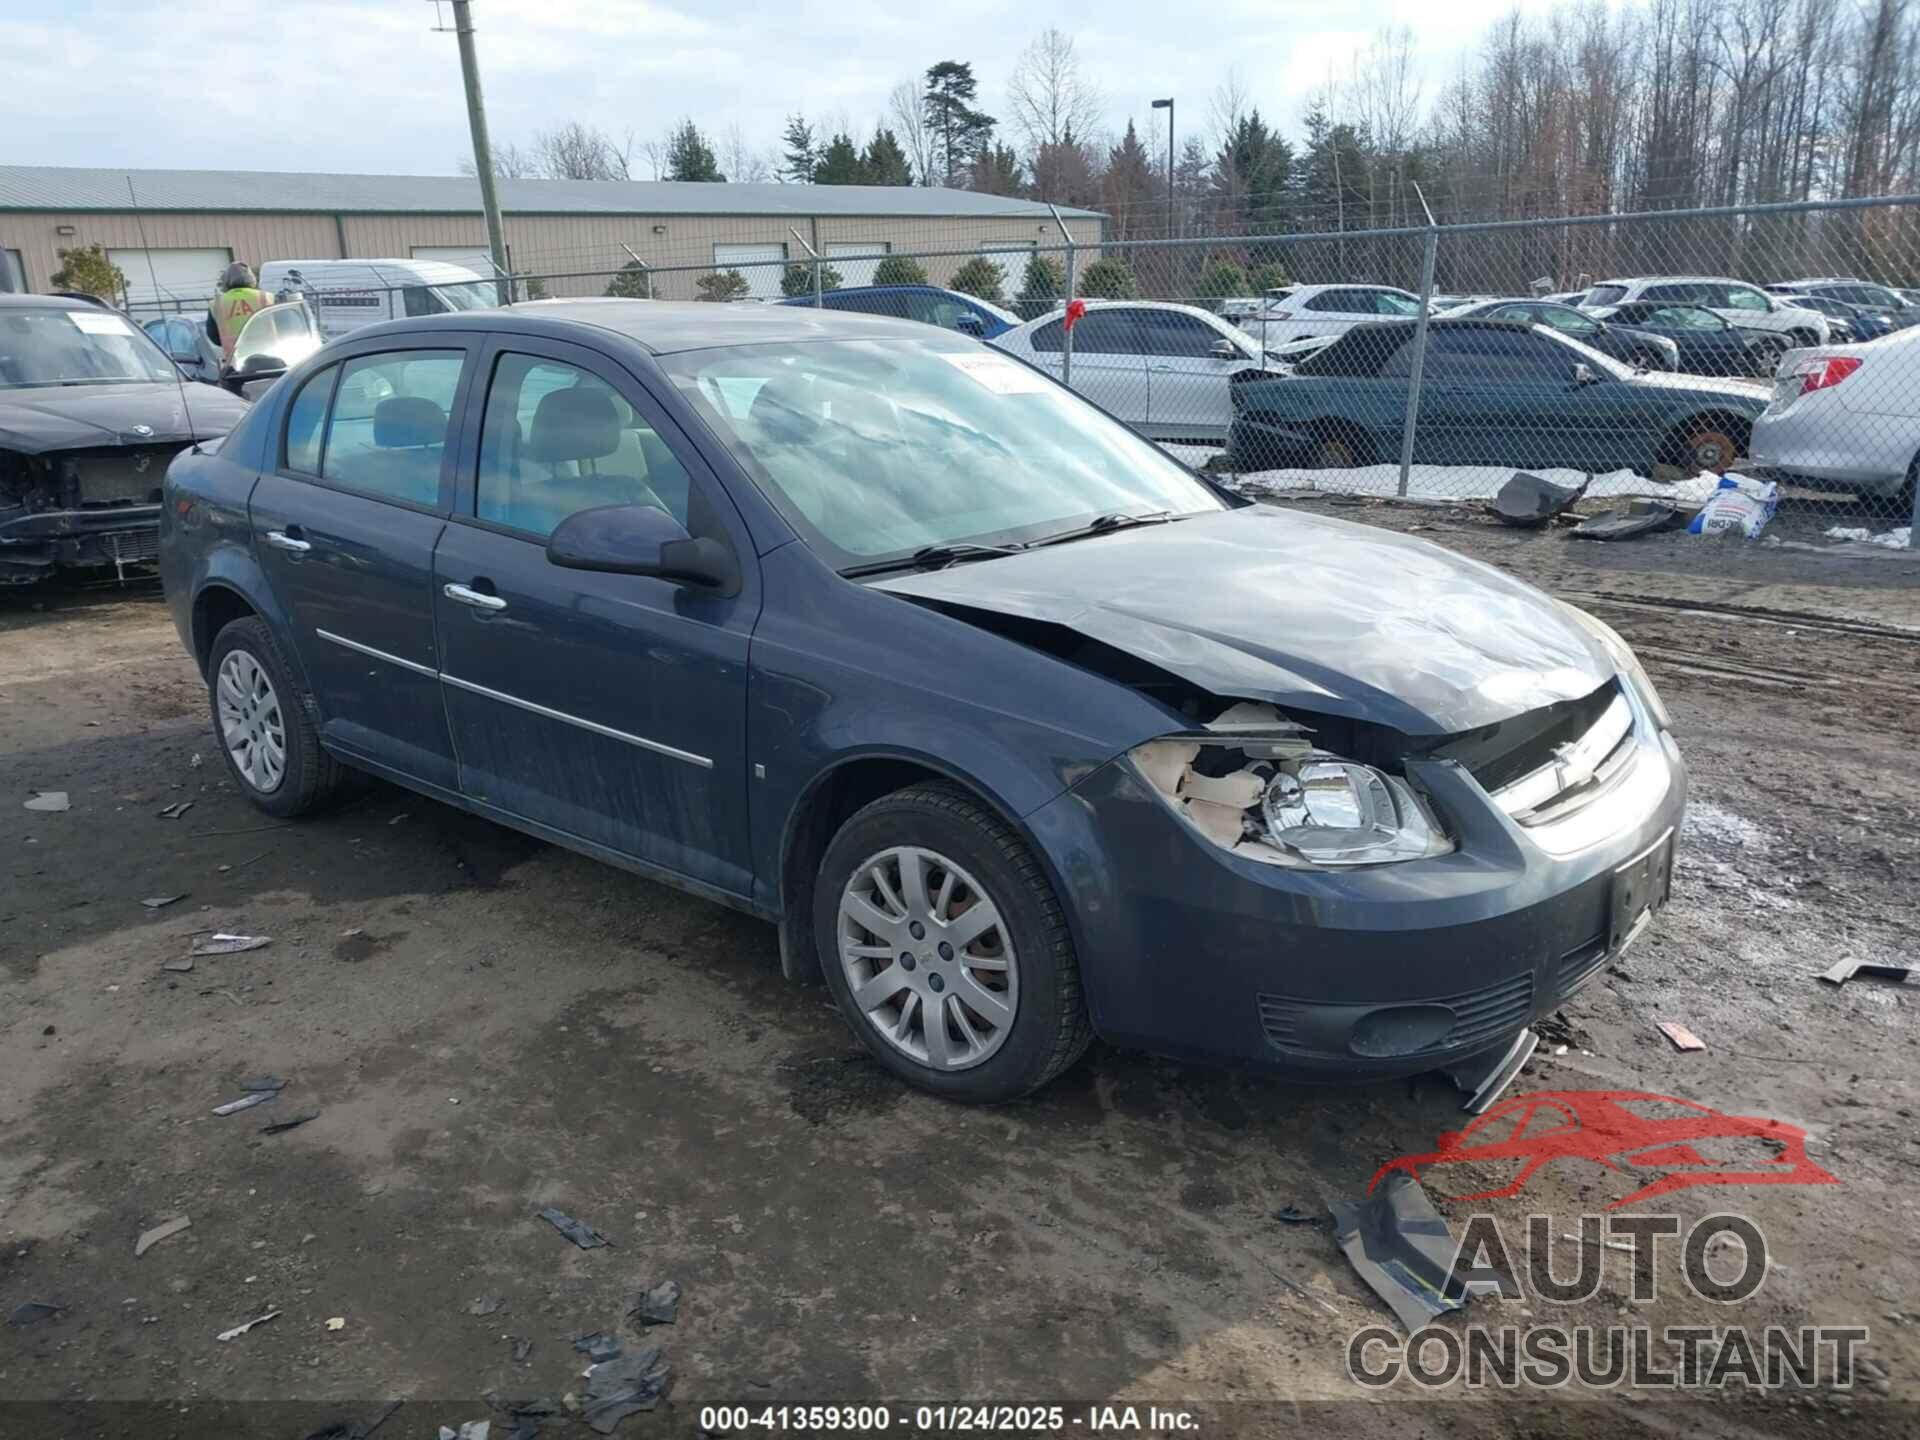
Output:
(235, 194), (1920, 538)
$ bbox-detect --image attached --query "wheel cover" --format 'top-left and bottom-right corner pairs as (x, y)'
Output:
(837, 845), (1020, 1072)
(216, 649), (288, 793)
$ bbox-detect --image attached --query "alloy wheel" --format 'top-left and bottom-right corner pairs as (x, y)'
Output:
(837, 845), (1019, 1072)
(216, 649), (287, 793)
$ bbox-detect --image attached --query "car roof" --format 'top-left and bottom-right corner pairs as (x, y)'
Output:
(0, 292), (107, 312)
(324, 298), (945, 355)
(1010, 298), (1229, 329)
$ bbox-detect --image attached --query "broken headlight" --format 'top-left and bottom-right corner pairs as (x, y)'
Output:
(1130, 703), (1453, 869)
(1558, 601), (1670, 731)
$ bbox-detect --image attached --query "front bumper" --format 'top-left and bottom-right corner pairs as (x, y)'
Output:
(0, 504), (162, 584)
(1226, 416), (1321, 471)
(1026, 703), (1686, 1081)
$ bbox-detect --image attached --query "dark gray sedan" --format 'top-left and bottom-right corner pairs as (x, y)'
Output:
(159, 301), (1684, 1102)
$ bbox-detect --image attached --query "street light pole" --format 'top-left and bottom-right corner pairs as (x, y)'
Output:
(442, 0), (510, 304)
(1151, 98), (1174, 236)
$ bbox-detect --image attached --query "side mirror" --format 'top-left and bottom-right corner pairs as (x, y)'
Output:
(1209, 338), (1239, 360)
(953, 312), (985, 336)
(220, 356), (286, 395)
(1571, 362), (1597, 387)
(547, 503), (740, 595)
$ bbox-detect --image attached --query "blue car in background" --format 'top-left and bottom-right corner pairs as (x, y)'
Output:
(159, 301), (1683, 1104)
(777, 284), (1019, 338)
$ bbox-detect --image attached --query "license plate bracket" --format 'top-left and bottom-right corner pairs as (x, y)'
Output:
(1609, 828), (1674, 953)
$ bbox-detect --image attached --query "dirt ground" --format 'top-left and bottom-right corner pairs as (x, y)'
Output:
(3, 509), (1917, 1440)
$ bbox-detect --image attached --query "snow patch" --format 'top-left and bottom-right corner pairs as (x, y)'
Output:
(1825, 524), (1911, 549)
(1169, 449), (1732, 507)
(1684, 800), (1771, 850)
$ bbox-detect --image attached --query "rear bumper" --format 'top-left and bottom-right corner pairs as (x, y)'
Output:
(1025, 701), (1686, 1082)
(0, 504), (162, 584)
(1748, 409), (1919, 496)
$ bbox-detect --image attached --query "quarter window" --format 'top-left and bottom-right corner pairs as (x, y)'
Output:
(283, 364), (334, 474)
(318, 350), (463, 506)
(475, 353), (694, 539)
(1722, 285), (1770, 311)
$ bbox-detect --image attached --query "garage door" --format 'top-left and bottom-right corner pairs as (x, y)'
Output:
(410, 245), (499, 272)
(826, 241), (890, 289)
(109, 247), (231, 312)
(713, 243), (786, 299)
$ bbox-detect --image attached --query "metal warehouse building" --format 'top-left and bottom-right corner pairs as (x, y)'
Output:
(0, 165), (1102, 309)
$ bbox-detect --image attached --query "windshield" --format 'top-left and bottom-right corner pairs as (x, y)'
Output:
(661, 337), (1225, 569)
(1533, 325), (1634, 380)
(432, 280), (496, 311)
(0, 306), (180, 389)
(1375, 291), (1424, 316)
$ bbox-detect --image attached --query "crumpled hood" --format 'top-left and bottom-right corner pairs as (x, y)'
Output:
(0, 382), (248, 454)
(1626, 370), (1770, 402)
(873, 507), (1615, 735)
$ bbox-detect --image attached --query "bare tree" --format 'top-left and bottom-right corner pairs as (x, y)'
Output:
(888, 79), (938, 186)
(458, 139), (538, 179)
(721, 124), (775, 184)
(1005, 28), (1104, 156)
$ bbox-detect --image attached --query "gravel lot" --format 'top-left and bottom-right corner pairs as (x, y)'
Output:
(3, 508), (1917, 1439)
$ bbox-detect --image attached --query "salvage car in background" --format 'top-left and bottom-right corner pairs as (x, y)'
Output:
(1582, 301), (1782, 377)
(1579, 276), (1831, 347)
(1, 294), (248, 585)
(1227, 318), (1767, 475)
(777, 284), (1019, 338)
(1768, 277), (1917, 332)
(1761, 293), (1869, 345)
(142, 313), (224, 385)
(1748, 325), (1920, 505)
(992, 300), (1280, 441)
(161, 300), (1683, 1102)
(1444, 298), (1679, 371)
(1228, 284), (1428, 345)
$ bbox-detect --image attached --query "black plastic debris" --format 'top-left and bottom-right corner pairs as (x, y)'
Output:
(1492, 472), (1587, 528)
(1271, 1205), (1321, 1226)
(467, 1295), (506, 1317)
(1819, 958), (1912, 987)
(1329, 1173), (1468, 1333)
(536, 1206), (610, 1250)
(582, 1344), (673, 1434)
(625, 1280), (680, 1326)
(1439, 1028), (1538, 1114)
(7, 1300), (62, 1326)
(1570, 501), (1687, 541)
(142, 894), (185, 909)
(261, 1112), (319, 1136)
(1533, 1011), (1581, 1049)
(573, 1330), (623, 1363)
(511, 1336), (534, 1364)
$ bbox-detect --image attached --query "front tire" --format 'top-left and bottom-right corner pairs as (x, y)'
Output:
(207, 616), (350, 817)
(813, 783), (1091, 1103)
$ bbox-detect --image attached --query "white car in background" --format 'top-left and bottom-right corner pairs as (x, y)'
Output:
(1748, 326), (1920, 503)
(1580, 276), (1832, 348)
(992, 300), (1279, 442)
(1230, 284), (1429, 346)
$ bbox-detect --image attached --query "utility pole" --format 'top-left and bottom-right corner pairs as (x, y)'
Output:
(1151, 98), (1174, 235)
(440, 0), (510, 303)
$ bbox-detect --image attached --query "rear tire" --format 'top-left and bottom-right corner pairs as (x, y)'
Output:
(207, 617), (351, 818)
(813, 782), (1092, 1103)
(1747, 337), (1788, 378)
(1308, 423), (1367, 469)
(1663, 419), (1747, 476)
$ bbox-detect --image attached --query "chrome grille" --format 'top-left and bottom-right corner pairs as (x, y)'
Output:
(1490, 692), (1638, 827)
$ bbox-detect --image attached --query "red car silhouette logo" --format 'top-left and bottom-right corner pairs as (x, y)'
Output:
(1370, 1090), (1839, 1209)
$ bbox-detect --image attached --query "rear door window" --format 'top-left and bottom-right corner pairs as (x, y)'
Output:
(1140, 311), (1228, 359)
(1069, 311), (1146, 356)
(1644, 282), (1705, 304)
(1305, 288), (1365, 313)
(1721, 284), (1771, 312)
(319, 349), (465, 507)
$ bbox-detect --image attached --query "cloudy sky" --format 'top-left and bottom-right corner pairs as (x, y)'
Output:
(9, 0), (1570, 177)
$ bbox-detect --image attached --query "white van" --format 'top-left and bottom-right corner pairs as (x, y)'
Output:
(257, 259), (498, 341)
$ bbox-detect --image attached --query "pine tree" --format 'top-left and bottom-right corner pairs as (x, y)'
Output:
(1077, 257), (1138, 299)
(968, 143), (1023, 196)
(1018, 252), (1065, 310)
(861, 127), (913, 185)
(813, 133), (867, 185)
(873, 254), (930, 285)
(694, 269), (751, 301)
(604, 259), (651, 298)
(781, 261), (843, 296)
(923, 61), (996, 187)
(666, 120), (725, 183)
(780, 114), (817, 183)
(1102, 120), (1159, 238)
(949, 256), (1007, 303)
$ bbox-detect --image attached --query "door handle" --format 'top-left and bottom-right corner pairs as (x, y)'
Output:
(443, 582), (506, 613)
(265, 529), (312, 554)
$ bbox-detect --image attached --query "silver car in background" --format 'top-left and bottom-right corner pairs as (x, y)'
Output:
(1748, 325), (1920, 503)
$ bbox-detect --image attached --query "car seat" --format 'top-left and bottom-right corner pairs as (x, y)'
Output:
(370, 396), (449, 505)
(517, 385), (665, 536)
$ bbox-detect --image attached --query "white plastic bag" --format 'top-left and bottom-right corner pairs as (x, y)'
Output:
(1686, 473), (1778, 539)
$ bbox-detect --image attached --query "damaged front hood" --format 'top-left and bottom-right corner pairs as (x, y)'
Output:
(1627, 371), (1770, 402)
(0, 382), (247, 453)
(873, 507), (1613, 734)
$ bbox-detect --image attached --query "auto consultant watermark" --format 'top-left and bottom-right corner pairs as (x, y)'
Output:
(1343, 1090), (1864, 1394)
(1345, 1211), (1869, 1390)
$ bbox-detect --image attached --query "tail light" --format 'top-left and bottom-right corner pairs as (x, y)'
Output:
(1798, 356), (1861, 394)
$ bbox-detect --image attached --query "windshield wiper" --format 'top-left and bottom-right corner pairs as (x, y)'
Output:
(1030, 511), (1175, 548)
(840, 541), (1026, 578)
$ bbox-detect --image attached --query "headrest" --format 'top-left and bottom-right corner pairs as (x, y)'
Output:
(526, 386), (621, 464)
(373, 396), (446, 448)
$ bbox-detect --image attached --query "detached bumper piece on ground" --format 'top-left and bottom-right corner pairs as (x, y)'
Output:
(1330, 1174), (1470, 1333)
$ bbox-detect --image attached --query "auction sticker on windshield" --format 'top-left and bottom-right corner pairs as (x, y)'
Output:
(940, 350), (1054, 394)
(69, 310), (136, 336)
